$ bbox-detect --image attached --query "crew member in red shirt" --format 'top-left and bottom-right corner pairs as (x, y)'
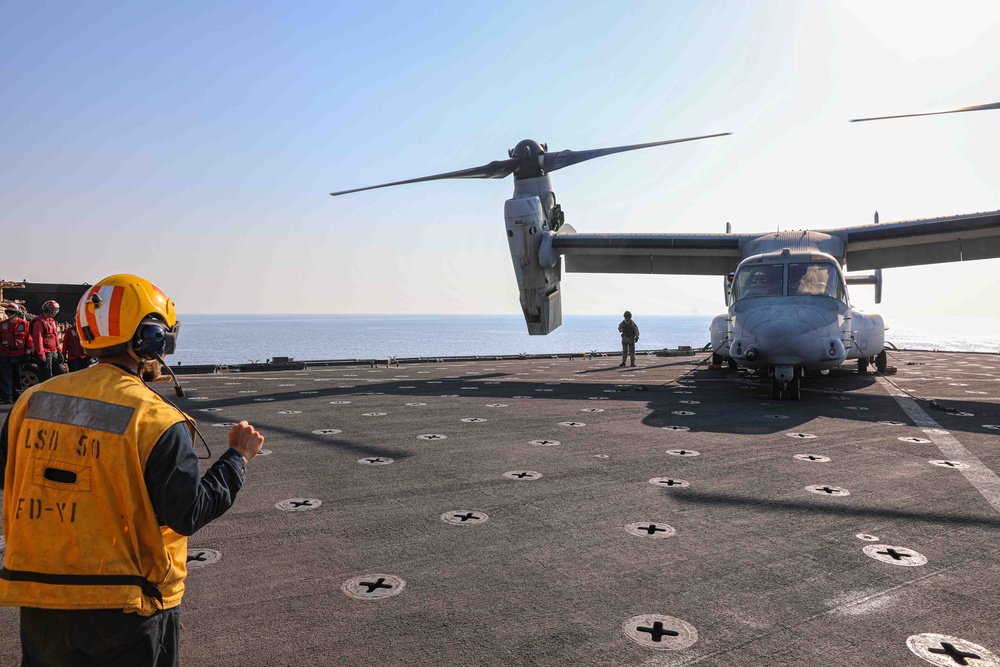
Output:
(29, 300), (65, 382)
(62, 319), (91, 372)
(0, 305), (32, 403)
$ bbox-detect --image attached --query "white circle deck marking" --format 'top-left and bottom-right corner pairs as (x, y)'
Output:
(485, 403), (508, 408)
(856, 533), (879, 541)
(504, 470), (541, 480)
(906, 633), (998, 667)
(441, 510), (489, 526)
(358, 457), (394, 465)
(863, 544), (927, 566)
(763, 414), (789, 419)
(361, 412), (387, 417)
(650, 478), (689, 488)
(257, 449), (272, 456)
(581, 408), (604, 412)
(794, 454), (830, 462)
(559, 421), (585, 427)
(186, 548), (222, 569)
(662, 425), (691, 431)
(787, 433), (817, 439)
(187, 396), (209, 401)
(671, 411), (696, 416)
(212, 422), (238, 428)
(341, 574), (405, 600)
(806, 485), (850, 496)
(311, 429), (342, 435)
(299, 391), (319, 394)
(278, 410), (302, 415)
(417, 434), (448, 441)
(845, 406), (869, 411)
(666, 449), (700, 457)
(626, 522), (676, 538)
(679, 400), (700, 405)
(461, 418), (487, 423)
(530, 439), (560, 447)
(405, 402), (427, 406)
(879, 420), (907, 426)
(899, 436), (932, 444)
(623, 614), (698, 651)
(198, 408), (224, 413)
(275, 498), (322, 512)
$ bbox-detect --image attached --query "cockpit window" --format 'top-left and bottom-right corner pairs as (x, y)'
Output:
(788, 262), (844, 300)
(733, 263), (783, 299)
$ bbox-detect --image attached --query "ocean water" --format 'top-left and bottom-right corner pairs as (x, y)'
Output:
(169, 314), (1000, 366)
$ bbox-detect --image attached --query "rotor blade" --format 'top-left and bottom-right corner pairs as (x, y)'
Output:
(850, 102), (1000, 123)
(542, 133), (731, 173)
(330, 158), (519, 197)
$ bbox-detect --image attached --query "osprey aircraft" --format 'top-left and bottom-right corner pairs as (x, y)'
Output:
(331, 105), (1000, 400)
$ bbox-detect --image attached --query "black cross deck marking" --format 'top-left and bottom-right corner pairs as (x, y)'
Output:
(187, 551), (207, 563)
(928, 642), (981, 665)
(290, 500), (314, 508)
(360, 578), (392, 593)
(638, 524), (666, 535)
(637, 621), (679, 642)
(877, 548), (911, 561)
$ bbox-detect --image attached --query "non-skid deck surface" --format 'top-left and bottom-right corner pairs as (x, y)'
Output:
(2, 350), (999, 666)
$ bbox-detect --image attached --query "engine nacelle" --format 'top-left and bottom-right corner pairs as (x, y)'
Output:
(505, 196), (562, 335)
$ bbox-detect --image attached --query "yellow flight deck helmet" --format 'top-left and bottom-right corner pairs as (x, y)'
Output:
(76, 274), (180, 359)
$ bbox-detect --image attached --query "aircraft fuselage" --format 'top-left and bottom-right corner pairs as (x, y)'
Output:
(710, 248), (885, 398)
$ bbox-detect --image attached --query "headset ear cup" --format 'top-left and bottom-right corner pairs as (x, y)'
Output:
(133, 324), (167, 359)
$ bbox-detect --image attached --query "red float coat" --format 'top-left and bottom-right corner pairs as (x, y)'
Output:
(62, 327), (88, 360)
(29, 316), (61, 356)
(0, 319), (31, 357)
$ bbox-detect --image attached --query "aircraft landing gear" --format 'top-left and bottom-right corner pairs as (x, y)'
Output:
(788, 375), (801, 400)
(769, 367), (803, 400)
(857, 357), (868, 375)
(728, 358), (738, 371)
(712, 352), (723, 366)
(875, 350), (887, 372)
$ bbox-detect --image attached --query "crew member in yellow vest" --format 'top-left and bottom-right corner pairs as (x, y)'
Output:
(1, 274), (264, 666)
(618, 310), (640, 367)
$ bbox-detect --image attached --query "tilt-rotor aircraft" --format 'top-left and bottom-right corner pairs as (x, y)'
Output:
(331, 112), (1000, 400)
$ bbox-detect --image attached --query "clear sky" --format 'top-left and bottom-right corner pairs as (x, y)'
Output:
(3, 1), (1000, 320)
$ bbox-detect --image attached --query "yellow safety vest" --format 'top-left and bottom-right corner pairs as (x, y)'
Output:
(1, 363), (195, 615)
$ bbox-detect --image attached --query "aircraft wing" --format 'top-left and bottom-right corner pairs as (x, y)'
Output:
(830, 210), (1000, 271)
(552, 232), (746, 276)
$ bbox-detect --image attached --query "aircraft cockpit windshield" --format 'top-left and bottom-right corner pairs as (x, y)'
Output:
(788, 262), (846, 301)
(733, 263), (783, 299)
(732, 261), (846, 302)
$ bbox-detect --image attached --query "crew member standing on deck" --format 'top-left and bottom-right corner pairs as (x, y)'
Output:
(61, 318), (91, 372)
(28, 300), (65, 382)
(0, 273), (265, 666)
(618, 310), (639, 367)
(0, 304), (32, 403)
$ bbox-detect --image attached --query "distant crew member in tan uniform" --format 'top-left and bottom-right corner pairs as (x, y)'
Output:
(618, 310), (639, 367)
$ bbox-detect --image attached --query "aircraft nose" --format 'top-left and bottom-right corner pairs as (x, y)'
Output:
(742, 309), (841, 365)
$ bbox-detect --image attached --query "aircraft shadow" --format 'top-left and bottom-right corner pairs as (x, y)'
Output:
(170, 364), (1000, 440)
(667, 489), (1000, 529)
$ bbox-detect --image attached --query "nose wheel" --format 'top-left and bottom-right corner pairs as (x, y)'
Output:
(770, 375), (802, 400)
